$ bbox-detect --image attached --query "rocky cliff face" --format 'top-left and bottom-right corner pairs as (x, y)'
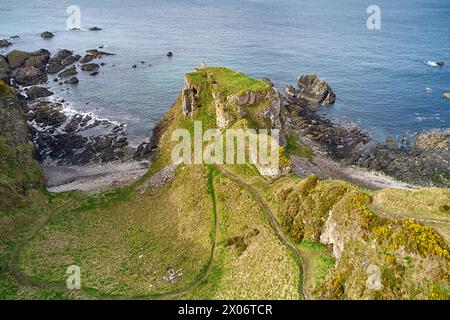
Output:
(0, 81), (43, 211)
(178, 67), (289, 178)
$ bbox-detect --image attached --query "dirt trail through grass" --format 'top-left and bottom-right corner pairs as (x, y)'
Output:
(216, 166), (308, 300)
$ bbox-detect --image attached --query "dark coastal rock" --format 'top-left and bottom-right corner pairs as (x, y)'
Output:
(25, 86), (53, 100)
(47, 49), (80, 74)
(6, 50), (32, 69)
(286, 101), (370, 159)
(0, 55), (10, 83)
(298, 74), (336, 105)
(350, 130), (450, 187)
(24, 49), (51, 70)
(80, 49), (113, 63)
(64, 76), (79, 84)
(0, 39), (12, 48)
(132, 64), (137, 68)
(59, 65), (77, 78)
(15, 65), (48, 86)
(8, 50), (50, 86)
(80, 55), (94, 64)
(28, 100), (135, 165)
(167, 51), (173, 57)
(90, 71), (99, 76)
(81, 63), (100, 72)
(40, 31), (54, 39)
(86, 49), (114, 56)
(283, 76), (370, 160)
(89, 26), (102, 31)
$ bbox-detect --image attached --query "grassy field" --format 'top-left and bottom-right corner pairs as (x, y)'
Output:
(16, 165), (213, 298)
(374, 188), (450, 219)
(185, 168), (300, 299)
(185, 67), (270, 97)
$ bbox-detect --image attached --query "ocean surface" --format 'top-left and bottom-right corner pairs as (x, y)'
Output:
(1, 0), (449, 143)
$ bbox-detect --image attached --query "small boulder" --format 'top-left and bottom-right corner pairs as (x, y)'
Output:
(0, 39), (12, 48)
(81, 63), (100, 72)
(64, 76), (79, 84)
(25, 86), (53, 100)
(40, 31), (54, 39)
(59, 65), (78, 78)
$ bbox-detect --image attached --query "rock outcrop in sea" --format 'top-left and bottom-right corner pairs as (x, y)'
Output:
(40, 31), (54, 39)
(285, 74), (336, 106)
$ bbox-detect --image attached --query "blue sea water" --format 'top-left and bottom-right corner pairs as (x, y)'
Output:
(1, 0), (449, 143)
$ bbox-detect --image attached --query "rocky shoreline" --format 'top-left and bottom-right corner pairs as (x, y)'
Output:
(1, 44), (153, 191)
(282, 75), (449, 188)
(1, 38), (448, 191)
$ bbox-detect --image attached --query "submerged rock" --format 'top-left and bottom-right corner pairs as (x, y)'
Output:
(25, 86), (53, 100)
(64, 76), (79, 84)
(425, 60), (445, 67)
(80, 49), (113, 64)
(40, 31), (54, 39)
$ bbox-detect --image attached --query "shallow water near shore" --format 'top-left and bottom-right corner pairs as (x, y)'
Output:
(1, 0), (449, 143)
